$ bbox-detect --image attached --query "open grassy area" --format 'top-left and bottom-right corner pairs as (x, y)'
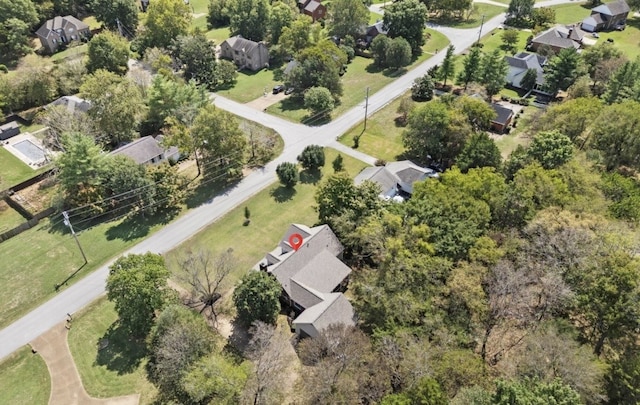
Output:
(165, 148), (368, 285)
(0, 346), (50, 405)
(430, 3), (507, 28)
(0, 147), (37, 190)
(550, 2), (590, 25)
(68, 297), (157, 404)
(494, 105), (537, 158)
(49, 43), (88, 63)
(265, 28), (449, 123)
(339, 96), (407, 162)
(205, 26), (232, 43)
(216, 68), (282, 103)
(0, 201), (28, 233)
(593, 16), (640, 60)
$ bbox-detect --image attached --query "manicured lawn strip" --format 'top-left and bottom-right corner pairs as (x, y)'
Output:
(165, 148), (369, 286)
(0, 201), (28, 233)
(0, 147), (36, 190)
(339, 96), (407, 162)
(0, 346), (50, 405)
(190, 0), (209, 14)
(550, 2), (590, 25)
(68, 298), (157, 404)
(50, 44), (88, 63)
(266, 29), (450, 123)
(370, 11), (383, 24)
(429, 3), (506, 28)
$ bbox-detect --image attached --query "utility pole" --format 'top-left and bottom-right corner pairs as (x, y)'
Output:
(62, 211), (87, 265)
(364, 87), (370, 131)
(477, 14), (486, 44)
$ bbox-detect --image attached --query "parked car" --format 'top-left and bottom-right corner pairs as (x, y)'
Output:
(284, 87), (294, 95)
(592, 32), (599, 38)
(616, 24), (625, 31)
(272, 85), (285, 94)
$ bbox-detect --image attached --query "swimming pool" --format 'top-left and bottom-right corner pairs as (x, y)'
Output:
(13, 140), (45, 163)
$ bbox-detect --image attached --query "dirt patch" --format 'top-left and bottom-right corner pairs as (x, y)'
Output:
(13, 177), (57, 214)
(245, 92), (289, 111)
(30, 322), (140, 405)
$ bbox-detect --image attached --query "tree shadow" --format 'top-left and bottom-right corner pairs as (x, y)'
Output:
(301, 112), (332, 126)
(277, 96), (305, 113)
(300, 168), (322, 185)
(222, 317), (251, 355)
(105, 215), (154, 242)
(270, 186), (296, 202)
(96, 322), (147, 375)
(365, 62), (408, 78)
(185, 176), (241, 209)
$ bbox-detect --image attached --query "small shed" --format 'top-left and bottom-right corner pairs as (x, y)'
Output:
(490, 104), (515, 134)
(0, 122), (20, 141)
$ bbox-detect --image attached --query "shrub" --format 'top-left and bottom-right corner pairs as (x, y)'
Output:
(276, 162), (299, 187)
(297, 145), (325, 170)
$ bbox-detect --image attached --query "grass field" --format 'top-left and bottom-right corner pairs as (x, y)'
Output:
(0, 347), (50, 405)
(429, 3), (507, 28)
(0, 147), (37, 190)
(0, 201), (28, 233)
(165, 148), (368, 285)
(593, 16), (640, 60)
(550, 2), (590, 25)
(265, 28), (450, 123)
(216, 68), (282, 103)
(68, 298), (157, 404)
(339, 96), (407, 162)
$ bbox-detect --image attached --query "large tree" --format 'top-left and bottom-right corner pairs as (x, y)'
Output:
(402, 99), (473, 166)
(92, 0), (139, 35)
(102, 155), (156, 215)
(438, 45), (456, 86)
(0, 0), (38, 61)
(228, 0), (271, 42)
(457, 132), (502, 172)
(506, 0), (535, 24)
(479, 49), (508, 97)
(603, 57), (640, 104)
(145, 75), (208, 134)
(268, 1), (294, 44)
(457, 45), (482, 90)
(328, 0), (369, 38)
(86, 31), (130, 75)
(544, 48), (583, 94)
(589, 100), (640, 170)
(80, 70), (145, 145)
(383, 0), (428, 55)
(286, 40), (346, 98)
(304, 86), (335, 117)
(233, 271), (281, 325)
(106, 253), (171, 336)
(140, 0), (191, 50)
(171, 33), (218, 88)
(386, 37), (413, 70)
(526, 130), (574, 169)
(55, 132), (106, 202)
(190, 104), (248, 178)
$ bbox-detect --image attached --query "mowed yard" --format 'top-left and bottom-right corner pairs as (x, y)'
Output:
(0, 347), (50, 405)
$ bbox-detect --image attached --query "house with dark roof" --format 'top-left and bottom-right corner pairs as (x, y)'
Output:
(219, 36), (270, 71)
(490, 104), (515, 134)
(505, 52), (547, 91)
(36, 15), (90, 54)
(110, 136), (180, 165)
(354, 160), (438, 202)
(298, 0), (327, 21)
(254, 224), (355, 338)
(363, 20), (388, 45)
(0, 122), (20, 141)
(582, 0), (630, 32)
(530, 25), (585, 54)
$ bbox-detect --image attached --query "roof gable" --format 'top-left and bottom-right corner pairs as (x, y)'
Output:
(110, 136), (165, 164)
(491, 104), (514, 125)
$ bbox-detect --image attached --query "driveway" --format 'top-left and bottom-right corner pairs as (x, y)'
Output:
(245, 91), (289, 111)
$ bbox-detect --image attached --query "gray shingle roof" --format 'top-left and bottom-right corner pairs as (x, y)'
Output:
(532, 26), (581, 49)
(592, 0), (630, 15)
(36, 15), (89, 39)
(354, 166), (397, 195)
(304, 0), (322, 12)
(491, 104), (514, 125)
(292, 293), (355, 336)
(110, 136), (164, 164)
(222, 36), (261, 54)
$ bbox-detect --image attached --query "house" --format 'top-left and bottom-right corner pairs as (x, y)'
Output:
(530, 25), (585, 54)
(505, 52), (547, 91)
(219, 36), (270, 71)
(582, 0), (630, 32)
(254, 224), (356, 338)
(364, 20), (388, 44)
(298, 0), (327, 21)
(0, 122), (20, 141)
(110, 135), (180, 165)
(46, 95), (92, 114)
(490, 103), (515, 133)
(354, 160), (438, 201)
(36, 15), (90, 54)
(140, 0), (150, 12)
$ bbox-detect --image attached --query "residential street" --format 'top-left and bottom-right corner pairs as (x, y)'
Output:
(0, 0), (569, 361)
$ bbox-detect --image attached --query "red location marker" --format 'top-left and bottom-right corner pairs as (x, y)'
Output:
(289, 233), (303, 251)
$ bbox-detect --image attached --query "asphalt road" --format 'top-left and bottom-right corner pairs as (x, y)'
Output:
(0, 0), (569, 360)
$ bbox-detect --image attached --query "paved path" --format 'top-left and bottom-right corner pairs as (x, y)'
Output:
(0, 0), (576, 362)
(31, 322), (139, 405)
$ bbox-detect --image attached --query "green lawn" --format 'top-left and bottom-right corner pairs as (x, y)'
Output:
(68, 298), (157, 404)
(550, 2), (590, 25)
(370, 11), (383, 24)
(190, 0), (209, 14)
(429, 3), (507, 28)
(0, 347), (50, 405)
(165, 148), (368, 285)
(494, 106), (536, 158)
(216, 68), (282, 103)
(266, 28), (450, 123)
(0, 201), (28, 233)
(0, 147), (36, 190)
(339, 96), (407, 162)
(50, 43), (88, 63)
(593, 16), (640, 60)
